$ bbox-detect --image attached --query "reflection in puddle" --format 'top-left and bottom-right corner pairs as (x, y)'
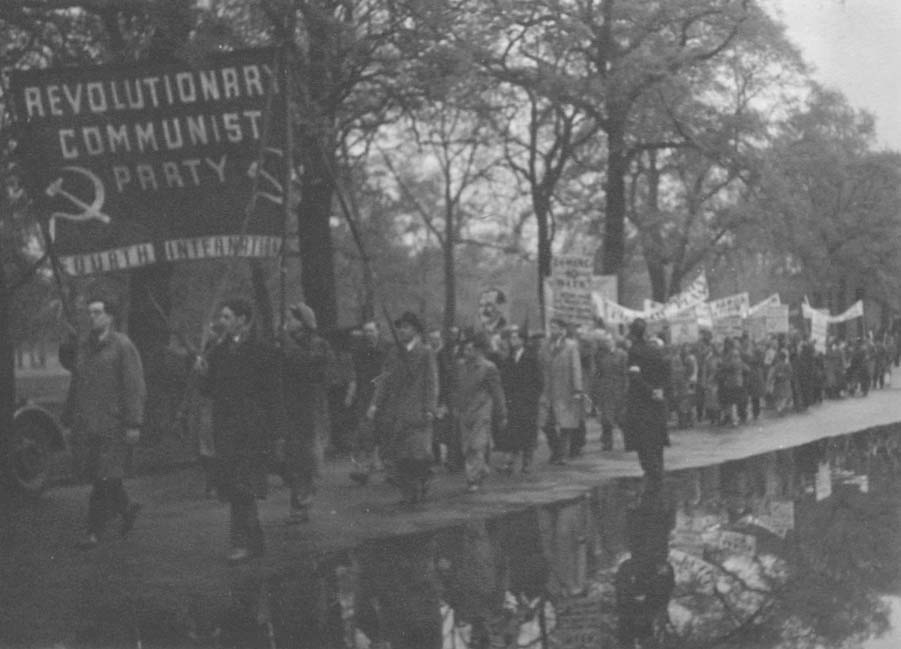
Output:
(71, 427), (901, 648)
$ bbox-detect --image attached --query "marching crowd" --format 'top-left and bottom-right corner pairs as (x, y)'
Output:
(62, 289), (898, 563)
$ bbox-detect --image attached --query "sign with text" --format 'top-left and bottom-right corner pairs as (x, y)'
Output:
(712, 314), (744, 342)
(550, 252), (595, 326)
(12, 48), (285, 275)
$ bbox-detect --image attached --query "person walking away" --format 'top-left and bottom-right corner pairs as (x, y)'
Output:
(497, 325), (543, 473)
(195, 298), (285, 563)
(347, 320), (389, 485)
(621, 318), (670, 493)
(280, 302), (332, 524)
(538, 318), (584, 465)
(453, 331), (507, 492)
(367, 311), (438, 505)
(62, 296), (145, 550)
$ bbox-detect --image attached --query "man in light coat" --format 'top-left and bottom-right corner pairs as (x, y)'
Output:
(538, 317), (584, 465)
(62, 296), (146, 550)
(453, 331), (507, 492)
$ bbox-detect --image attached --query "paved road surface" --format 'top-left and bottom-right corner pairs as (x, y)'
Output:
(2, 379), (900, 647)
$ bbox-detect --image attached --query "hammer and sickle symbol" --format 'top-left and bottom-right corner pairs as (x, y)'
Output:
(44, 166), (111, 242)
(247, 147), (285, 205)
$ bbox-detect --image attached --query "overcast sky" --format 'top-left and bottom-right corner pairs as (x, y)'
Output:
(762, 0), (901, 150)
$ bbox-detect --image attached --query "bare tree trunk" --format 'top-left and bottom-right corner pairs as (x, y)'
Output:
(602, 114), (628, 284)
(443, 203), (456, 333)
(535, 192), (552, 325)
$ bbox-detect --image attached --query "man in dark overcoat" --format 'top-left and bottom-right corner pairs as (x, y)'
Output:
(63, 296), (146, 550)
(196, 298), (285, 563)
(280, 302), (332, 523)
(367, 311), (438, 505)
(621, 318), (671, 492)
(497, 325), (543, 473)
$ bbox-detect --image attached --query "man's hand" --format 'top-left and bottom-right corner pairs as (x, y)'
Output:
(366, 404), (377, 421)
(125, 428), (140, 445)
(651, 388), (665, 402)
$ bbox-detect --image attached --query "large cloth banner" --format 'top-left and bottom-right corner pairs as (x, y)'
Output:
(12, 48), (285, 275)
(594, 272), (708, 324)
(802, 300), (864, 325)
(748, 293), (781, 315)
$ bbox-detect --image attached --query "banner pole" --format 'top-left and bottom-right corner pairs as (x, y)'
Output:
(279, 38), (294, 340)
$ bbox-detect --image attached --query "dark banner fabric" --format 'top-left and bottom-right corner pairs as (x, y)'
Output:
(11, 48), (285, 275)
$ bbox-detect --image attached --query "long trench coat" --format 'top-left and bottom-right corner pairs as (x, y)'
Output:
(63, 332), (146, 481)
(372, 340), (438, 463)
(538, 337), (584, 430)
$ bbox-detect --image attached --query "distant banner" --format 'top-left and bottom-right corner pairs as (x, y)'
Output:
(708, 292), (750, 319)
(748, 293), (781, 315)
(12, 48), (285, 275)
(592, 272), (708, 325)
(802, 300), (863, 325)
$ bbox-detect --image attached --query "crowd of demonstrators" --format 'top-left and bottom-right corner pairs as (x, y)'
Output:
(161, 287), (900, 561)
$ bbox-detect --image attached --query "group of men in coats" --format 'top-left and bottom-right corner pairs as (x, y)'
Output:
(63, 285), (670, 563)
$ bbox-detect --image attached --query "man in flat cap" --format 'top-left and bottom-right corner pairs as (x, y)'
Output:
(367, 311), (438, 505)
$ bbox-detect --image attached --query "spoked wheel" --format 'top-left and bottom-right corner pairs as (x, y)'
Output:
(7, 417), (51, 496)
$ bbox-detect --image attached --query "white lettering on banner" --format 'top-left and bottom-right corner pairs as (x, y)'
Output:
(111, 155), (228, 192)
(60, 243), (156, 274)
(708, 292), (750, 319)
(22, 65), (273, 119)
(590, 272), (708, 324)
(163, 235), (282, 261)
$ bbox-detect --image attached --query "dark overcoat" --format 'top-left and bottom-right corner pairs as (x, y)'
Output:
(622, 339), (670, 453)
(371, 339), (438, 462)
(200, 336), (285, 500)
(498, 349), (543, 452)
(282, 331), (332, 474)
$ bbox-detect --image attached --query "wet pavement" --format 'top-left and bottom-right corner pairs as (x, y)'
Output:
(3, 381), (901, 648)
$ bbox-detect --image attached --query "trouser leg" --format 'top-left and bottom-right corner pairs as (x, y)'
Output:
(570, 420), (586, 457)
(87, 480), (108, 536)
(638, 444), (664, 493)
(230, 493), (264, 555)
(600, 414), (614, 450)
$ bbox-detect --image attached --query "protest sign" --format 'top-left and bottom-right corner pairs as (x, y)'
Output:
(550, 251), (595, 327)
